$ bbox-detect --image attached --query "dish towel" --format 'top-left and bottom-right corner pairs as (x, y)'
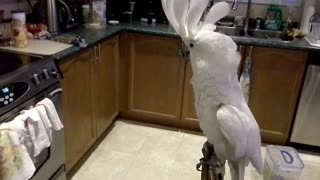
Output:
(0, 115), (36, 180)
(36, 98), (63, 131)
(23, 108), (51, 157)
(35, 105), (53, 142)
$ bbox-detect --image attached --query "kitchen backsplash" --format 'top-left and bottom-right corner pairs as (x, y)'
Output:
(1, 0), (303, 24)
(228, 2), (302, 22)
(0, 0), (36, 18)
(107, 0), (303, 23)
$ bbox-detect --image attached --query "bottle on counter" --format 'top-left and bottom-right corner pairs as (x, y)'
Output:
(11, 11), (28, 48)
(264, 5), (283, 31)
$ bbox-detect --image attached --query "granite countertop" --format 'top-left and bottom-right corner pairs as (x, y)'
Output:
(53, 22), (320, 63)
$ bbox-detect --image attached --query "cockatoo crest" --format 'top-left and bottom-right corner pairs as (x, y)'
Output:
(161, 0), (230, 40)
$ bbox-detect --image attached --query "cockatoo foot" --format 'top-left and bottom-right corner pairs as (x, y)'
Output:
(196, 141), (225, 180)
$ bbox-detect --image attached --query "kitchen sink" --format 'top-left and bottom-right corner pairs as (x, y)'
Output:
(215, 26), (294, 42)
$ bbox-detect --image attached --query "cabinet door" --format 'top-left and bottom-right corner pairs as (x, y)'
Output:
(92, 37), (119, 137)
(181, 61), (198, 122)
(128, 34), (185, 121)
(249, 47), (307, 145)
(59, 50), (95, 172)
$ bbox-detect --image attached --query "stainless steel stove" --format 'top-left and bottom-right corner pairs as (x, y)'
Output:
(0, 52), (66, 180)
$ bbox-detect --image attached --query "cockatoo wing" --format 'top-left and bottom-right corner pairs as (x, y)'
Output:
(217, 104), (263, 173)
(185, 0), (208, 37)
(216, 105), (248, 160)
(201, 2), (230, 31)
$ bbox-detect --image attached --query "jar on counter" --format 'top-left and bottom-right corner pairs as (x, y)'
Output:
(12, 20), (28, 48)
(0, 18), (13, 38)
(11, 10), (28, 48)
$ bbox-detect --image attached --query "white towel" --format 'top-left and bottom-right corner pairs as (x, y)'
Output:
(35, 105), (53, 142)
(0, 116), (36, 180)
(24, 108), (51, 157)
(37, 98), (63, 131)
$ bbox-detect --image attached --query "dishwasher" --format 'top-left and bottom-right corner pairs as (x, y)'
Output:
(290, 64), (320, 147)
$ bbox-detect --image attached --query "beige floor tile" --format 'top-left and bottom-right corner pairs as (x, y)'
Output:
(72, 120), (320, 180)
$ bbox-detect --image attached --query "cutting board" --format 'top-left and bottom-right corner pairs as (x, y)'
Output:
(0, 39), (73, 55)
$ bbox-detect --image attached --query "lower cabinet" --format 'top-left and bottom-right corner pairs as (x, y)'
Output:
(60, 37), (119, 172)
(60, 50), (95, 172)
(92, 38), (119, 137)
(120, 34), (186, 126)
(60, 33), (309, 171)
(181, 61), (198, 122)
(248, 47), (308, 145)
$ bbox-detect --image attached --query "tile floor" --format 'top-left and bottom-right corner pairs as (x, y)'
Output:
(71, 120), (320, 180)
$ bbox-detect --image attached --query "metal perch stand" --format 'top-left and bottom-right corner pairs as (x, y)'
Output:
(197, 141), (225, 180)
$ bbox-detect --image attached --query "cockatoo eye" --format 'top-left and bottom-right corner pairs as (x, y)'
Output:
(189, 43), (194, 48)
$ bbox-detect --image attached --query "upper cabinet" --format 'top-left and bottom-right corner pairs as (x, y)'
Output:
(248, 47), (308, 144)
(125, 34), (186, 122)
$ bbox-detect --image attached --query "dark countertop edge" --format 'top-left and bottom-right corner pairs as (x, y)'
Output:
(54, 24), (320, 64)
(54, 29), (124, 64)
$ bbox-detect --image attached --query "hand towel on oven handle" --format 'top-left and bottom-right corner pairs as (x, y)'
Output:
(35, 105), (53, 142)
(0, 114), (36, 180)
(23, 108), (51, 157)
(36, 98), (63, 131)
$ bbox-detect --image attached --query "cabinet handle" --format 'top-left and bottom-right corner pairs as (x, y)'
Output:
(248, 46), (253, 57)
(98, 44), (101, 64)
(238, 45), (244, 53)
(94, 46), (97, 64)
(91, 47), (95, 63)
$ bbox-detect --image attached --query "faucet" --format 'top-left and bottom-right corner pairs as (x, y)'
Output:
(232, 0), (239, 10)
(244, 0), (252, 36)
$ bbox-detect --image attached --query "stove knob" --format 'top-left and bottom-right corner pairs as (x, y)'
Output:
(42, 69), (50, 80)
(51, 70), (59, 78)
(32, 74), (41, 85)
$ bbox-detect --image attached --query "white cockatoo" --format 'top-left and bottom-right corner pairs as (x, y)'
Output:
(161, 0), (263, 179)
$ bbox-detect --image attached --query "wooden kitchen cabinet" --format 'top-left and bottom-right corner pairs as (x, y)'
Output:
(60, 49), (96, 172)
(125, 34), (186, 123)
(60, 37), (119, 172)
(92, 37), (119, 137)
(181, 61), (198, 122)
(248, 47), (308, 145)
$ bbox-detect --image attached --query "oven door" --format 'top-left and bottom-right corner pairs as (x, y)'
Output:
(31, 87), (66, 180)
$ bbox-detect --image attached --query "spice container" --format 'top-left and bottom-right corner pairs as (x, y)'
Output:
(12, 20), (28, 48)
(86, 0), (107, 29)
(11, 11), (28, 48)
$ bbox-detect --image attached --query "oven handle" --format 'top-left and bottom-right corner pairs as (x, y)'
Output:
(48, 88), (63, 98)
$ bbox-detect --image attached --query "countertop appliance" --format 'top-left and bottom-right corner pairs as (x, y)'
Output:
(290, 63), (320, 147)
(33, 0), (81, 33)
(0, 52), (66, 180)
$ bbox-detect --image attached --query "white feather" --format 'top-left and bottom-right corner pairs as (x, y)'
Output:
(185, 0), (208, 37)
(203, 1), (230, 25)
